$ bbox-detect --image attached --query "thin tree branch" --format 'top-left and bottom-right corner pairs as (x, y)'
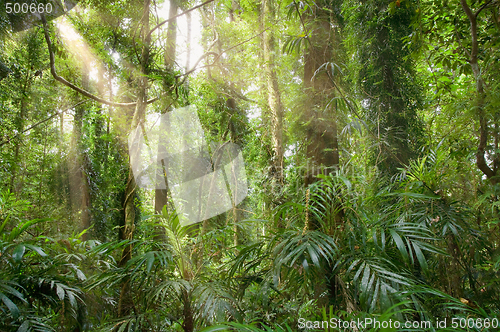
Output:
(176, 25), (273, 78)
(41, 15), (160, 108)
(147, 0), (216, 39)
(475, 0), (495, 18)
(177, 51), (219, 78)
(460, 0), (478, 63)
(0, 100), (89, 147)
(177, 31), (219, 77)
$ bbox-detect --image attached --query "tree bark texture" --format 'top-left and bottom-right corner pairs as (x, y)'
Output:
(460, 0), (499, 184)
(262, 0), (284, 188)
(301, 4), (343, 309)
(182, 289), (194, 332)
(155, 0), (178, 217)
(118, 0), (151, 317)
(70, 64), (91, 241)
(10, 83), (29, 194)
(303, 7), (339, 187)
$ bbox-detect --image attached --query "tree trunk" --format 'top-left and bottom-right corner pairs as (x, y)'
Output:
(10, 65), (34, 194)
(153, 0), (178, 245)
(303, 9), (339, 188)
(262, 0), (284, 201)
(164, 0), (178, 70)
(10, 91), (29, 194)
(70, 64), (92, 241)
(155, 0), (177, 218)
(117, 0), (151, 317)
(301, 3), (342, 309)
(80, 160), (91, 241)
(460, 0), (499, 184)
(185, 10), (192, 71)
(181, 289), (194, 332)
(446, 234), (464, 298)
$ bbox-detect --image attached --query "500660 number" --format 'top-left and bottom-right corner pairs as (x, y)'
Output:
(6, 2), (53, 14)
(451, 317), (499, 329)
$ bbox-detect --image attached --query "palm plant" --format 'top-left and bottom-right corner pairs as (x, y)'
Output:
(87, 208), (244, 331)
(227, 151), (500, 329)
(0, 190), (83, 331)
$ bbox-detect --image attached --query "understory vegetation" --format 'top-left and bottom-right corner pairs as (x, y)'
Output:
(1, 0), (500, 331)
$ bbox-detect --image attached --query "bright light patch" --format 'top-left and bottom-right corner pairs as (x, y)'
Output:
(55, 16), (107, 95)
(156, 1), (205, 71)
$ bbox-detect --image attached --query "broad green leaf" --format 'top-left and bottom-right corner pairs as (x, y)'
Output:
(146, 251), (155, 274)
(389, 229), (409, 264)
(360, 264), (371, 295)
(0, 292), (20, 319)
(0, 282), (25, 301)
(306, 243), (321, 267)
(25, 244), (47, 257)
(12, 244), (25, 262)
(56, 284), (65, 301)
(199, 325), (238, 332)
(412, 242), (428, 272)
(67, 291), (76, 307)
(8, 218), (50, 242)
(17, 320), (30, 332)
(0, 213), (10, 235)
(76, 269), (86, 281)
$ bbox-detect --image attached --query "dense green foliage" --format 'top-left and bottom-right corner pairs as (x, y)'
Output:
(1, 0), (500, 331)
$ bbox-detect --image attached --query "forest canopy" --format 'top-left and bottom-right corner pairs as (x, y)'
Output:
(0, 0), (500, 331)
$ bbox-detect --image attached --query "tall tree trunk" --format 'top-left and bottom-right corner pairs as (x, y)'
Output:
(303, 11), (339, 189)
(10, 90), (29, 194)
(446, 234), (464, 297)
(70, 64), (91, 241)
(302, 6), (339, 197)
(262, 0), (284, 203)
(227, 1), (241, 247)
(154, 0), (178, 217)
(301, 3), (342, 308)
(229, 0), (238, 22)
(117, 0), (151, 317)
(460, 0), (499, 185)
(80, 161), (91, 241)
(10, 66), (34, 194)
(185, 10), (192, 72)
